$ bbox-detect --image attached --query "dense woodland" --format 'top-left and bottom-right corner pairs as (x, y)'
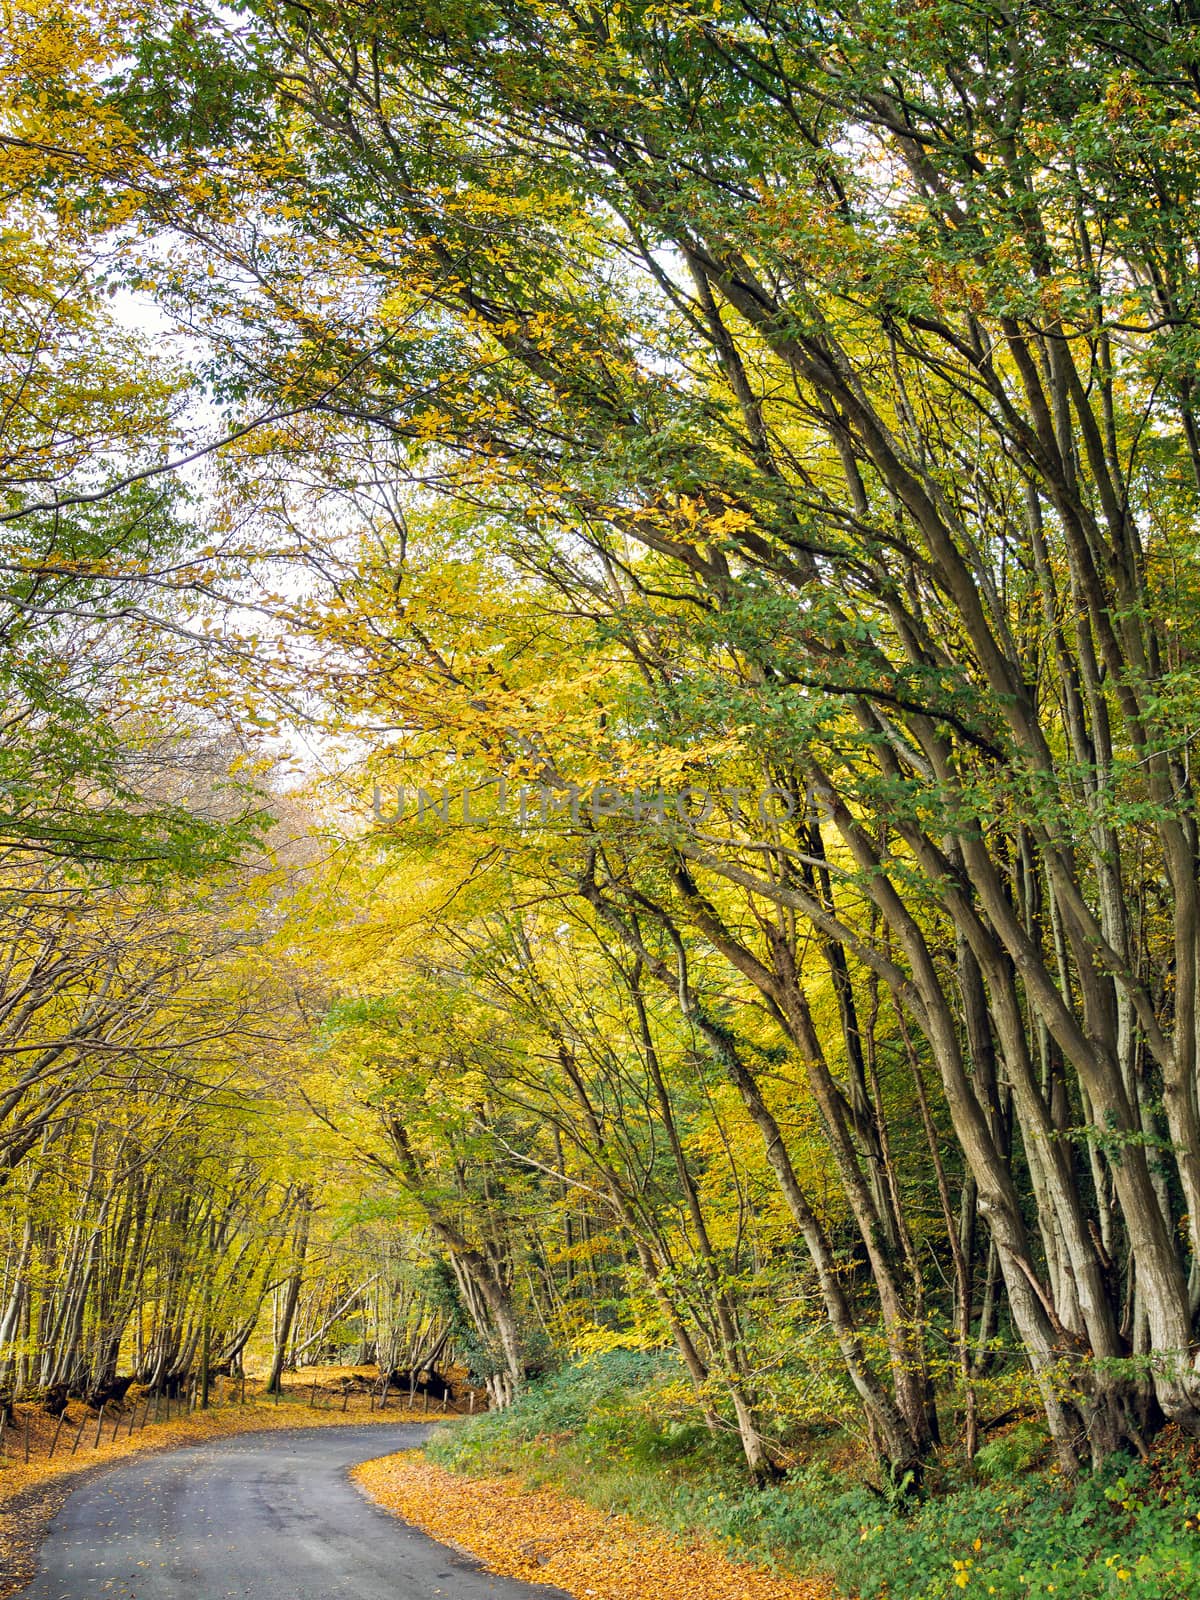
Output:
(8, 0), (1200, 1499)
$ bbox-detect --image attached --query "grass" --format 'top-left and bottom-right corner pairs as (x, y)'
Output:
(425, 1356), (1200, 1600)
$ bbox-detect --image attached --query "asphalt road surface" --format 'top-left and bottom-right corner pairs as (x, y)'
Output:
(16, 1423), (572, 1600)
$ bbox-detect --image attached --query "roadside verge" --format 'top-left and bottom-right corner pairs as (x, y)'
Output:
(354, 1449), (834, 1600)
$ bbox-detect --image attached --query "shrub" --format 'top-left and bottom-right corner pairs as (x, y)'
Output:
(974, 1422), (1051, 1482)
(429, 1364), (1200, 1599)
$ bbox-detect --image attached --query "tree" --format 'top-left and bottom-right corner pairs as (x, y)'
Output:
(15, 0), (1198, 1474)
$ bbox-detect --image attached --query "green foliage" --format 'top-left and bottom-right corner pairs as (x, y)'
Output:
(112, 13), (275, 152)
(791, 1453), (1200, 1600)
(434, 1352), (677, 1461)
(432, 1368), (1200, 1599)
(974, 1423), (1052, 1483)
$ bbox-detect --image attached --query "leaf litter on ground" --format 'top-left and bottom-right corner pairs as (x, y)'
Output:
(355, 1449), (835, 1600)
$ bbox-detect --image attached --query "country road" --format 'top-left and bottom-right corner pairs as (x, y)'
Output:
(15, 1423), (572, 1600)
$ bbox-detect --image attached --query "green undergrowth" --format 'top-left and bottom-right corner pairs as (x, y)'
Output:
(426, 1355), (1200, 1599)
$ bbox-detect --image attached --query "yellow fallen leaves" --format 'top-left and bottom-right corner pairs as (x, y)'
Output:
(354, 1451), (834, 1600)
(0, 1389), (445, 1504)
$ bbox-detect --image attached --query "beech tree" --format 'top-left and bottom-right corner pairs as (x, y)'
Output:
(100, 0), (1200, 1473)
(9, 0), (1200, 1484)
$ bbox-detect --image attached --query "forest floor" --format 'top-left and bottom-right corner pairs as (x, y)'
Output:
(410, 1358), (1200, 1600)
(355, 1449), (835, 1600)
(0, 1366), (460, 1597)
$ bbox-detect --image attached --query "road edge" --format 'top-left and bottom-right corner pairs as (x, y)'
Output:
(0, 1414), (436, 1600)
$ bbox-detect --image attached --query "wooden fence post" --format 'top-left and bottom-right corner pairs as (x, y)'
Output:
(70, 1416), (87, 1455)
(23, 1413), (30, 1465)
(48, 1408), (69, 1459)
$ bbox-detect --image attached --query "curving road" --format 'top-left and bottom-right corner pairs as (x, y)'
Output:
(16, 1423), (571, 1600)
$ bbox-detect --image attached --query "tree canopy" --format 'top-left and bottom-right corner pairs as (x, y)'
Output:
(8, 0), (1200, 1496)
